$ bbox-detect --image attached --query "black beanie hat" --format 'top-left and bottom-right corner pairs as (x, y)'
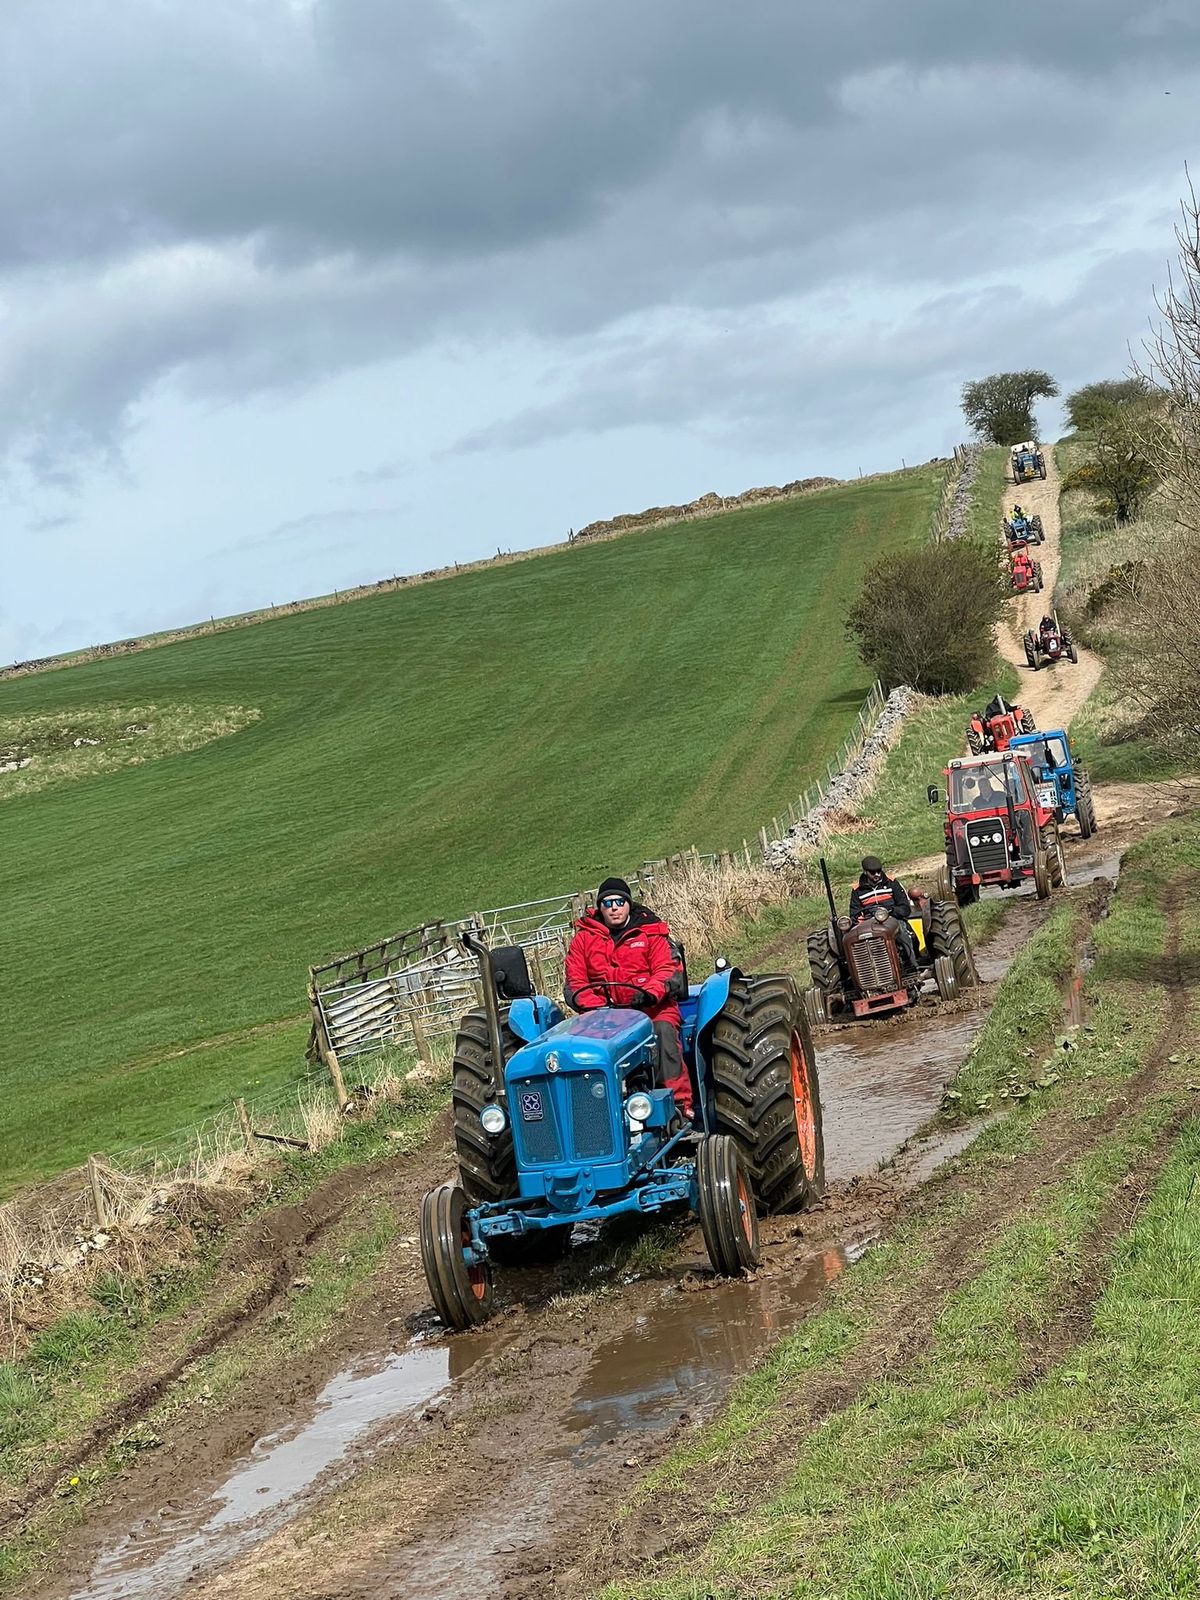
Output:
(861, 855), (884, 874)
(597, 876), (633, 904)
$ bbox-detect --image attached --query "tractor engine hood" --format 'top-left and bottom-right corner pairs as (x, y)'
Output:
(504, 1010), (656, 1210)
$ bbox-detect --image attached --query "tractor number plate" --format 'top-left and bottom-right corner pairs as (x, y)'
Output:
(520, 1091), (545, 1122)
(1037, 785), (1057, 808)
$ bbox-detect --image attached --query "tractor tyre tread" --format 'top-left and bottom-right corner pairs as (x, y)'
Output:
(710, 973), (824, 1215)
(805, 929), (841, 995)
(927, 899), (978, 988)
(1076, 769), (1097, 839)
(451, 1009), (522, 1204)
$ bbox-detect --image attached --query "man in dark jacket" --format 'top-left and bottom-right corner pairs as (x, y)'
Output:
(564, 876), (692, 1117)
(849, 856), (920, 973)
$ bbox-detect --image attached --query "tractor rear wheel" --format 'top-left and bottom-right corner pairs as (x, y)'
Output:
(1034, 849), (1051, 900)
(928, 899), (978, 988)
(966, 726), (984, 756)
(696, 1136), (761, 1277)
(1020, 708), (1037, 733)
(806, 928), (841, 1000)
(452, 1008), (521, 1204)
(933, 955), (959, 1002)
(711, 974), (824, 1213)
(1025, 638), (1038, 670)
(1076, 769), (1097, 839)
(420, 1183), (494, 1332)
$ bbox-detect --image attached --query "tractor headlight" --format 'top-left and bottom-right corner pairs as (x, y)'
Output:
(479, 1105), (507, 1136)
(874, 908), (888, 922)
(626, 1093), (653, 1123)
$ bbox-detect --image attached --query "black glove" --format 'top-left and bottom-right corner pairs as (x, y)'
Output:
(632, 987), (657, 1007)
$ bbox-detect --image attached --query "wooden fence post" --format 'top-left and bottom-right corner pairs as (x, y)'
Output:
(409, 1009), (431, 1068)
(325, 1049), (349, 1112)
(87, 1156), (110, 1229)
(758, 826), (769, 857)
(234, 1099), (254, 1153)
(743, 839), (752, 867)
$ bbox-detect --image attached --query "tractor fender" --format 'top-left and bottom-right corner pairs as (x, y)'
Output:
(506, 995), (563, 1044)
(689, 967), (735, 1134)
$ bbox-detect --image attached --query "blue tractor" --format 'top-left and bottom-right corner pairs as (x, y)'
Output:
(1009, 728), (1098, 839)
(420, 931), (825, 1330)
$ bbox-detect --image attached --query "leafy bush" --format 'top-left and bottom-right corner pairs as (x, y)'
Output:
(846, 541), (1004, 694)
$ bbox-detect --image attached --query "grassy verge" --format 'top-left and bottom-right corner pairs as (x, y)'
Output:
(963, 446), (1008, 546)
(600, 816), (1200, 1600)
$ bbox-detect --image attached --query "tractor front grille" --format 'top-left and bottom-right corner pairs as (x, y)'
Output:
(512, 1077), (562, 1165)
(848, 935), (897, 992)
(568, 1074), (615, 1160)
(965, 827), (1008, 875)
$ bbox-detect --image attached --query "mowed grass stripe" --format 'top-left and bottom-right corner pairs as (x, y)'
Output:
(1, 469), (938, 1185)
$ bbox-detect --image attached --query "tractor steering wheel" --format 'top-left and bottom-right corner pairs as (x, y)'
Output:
(574, 978), (646, 1010)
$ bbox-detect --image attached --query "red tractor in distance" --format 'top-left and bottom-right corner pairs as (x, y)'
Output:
(1025, 612), (1079, 670)
(1010, 548), (1044, 593)
(966, 694), (1036, 755)
(933, 751), (1067, 906)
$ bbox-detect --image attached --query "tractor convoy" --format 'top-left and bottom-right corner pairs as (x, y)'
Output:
(420, 437), (1097, 1330)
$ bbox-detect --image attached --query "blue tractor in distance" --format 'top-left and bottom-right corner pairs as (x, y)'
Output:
(1011, 441), (1047, 482)
(420, 931), (824, 1331)
(1009, 728), (1098, 839)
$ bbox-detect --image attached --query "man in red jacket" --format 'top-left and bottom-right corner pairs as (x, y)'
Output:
(564, 876), (693, 1118)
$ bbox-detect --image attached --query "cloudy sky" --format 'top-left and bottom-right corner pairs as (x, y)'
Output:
(2, 0), (1197, 663)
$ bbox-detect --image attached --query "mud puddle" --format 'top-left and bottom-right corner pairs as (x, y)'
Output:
(72, 1338), (497, 1600)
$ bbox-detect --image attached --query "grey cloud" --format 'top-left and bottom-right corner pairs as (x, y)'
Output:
(1, 1), (1198, 480)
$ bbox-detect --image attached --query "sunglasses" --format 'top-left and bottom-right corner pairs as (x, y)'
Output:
(600, 896), (629, 909)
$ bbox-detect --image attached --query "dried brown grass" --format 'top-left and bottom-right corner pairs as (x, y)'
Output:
(644, 856), (815, 959)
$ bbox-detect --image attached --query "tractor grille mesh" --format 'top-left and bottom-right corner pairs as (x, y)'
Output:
(966, 830), (1008, 874)
(569, 1075), (614, 1160)
(513, 1078), (562, 1165)
(849, 936), (897, 992)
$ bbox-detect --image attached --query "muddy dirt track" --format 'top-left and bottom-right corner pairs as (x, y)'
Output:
(995, 445), (1103, 728)
(16, 840), (1130, 1600)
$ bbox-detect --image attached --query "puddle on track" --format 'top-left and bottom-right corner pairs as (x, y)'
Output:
(73, 1344), (467, 1600)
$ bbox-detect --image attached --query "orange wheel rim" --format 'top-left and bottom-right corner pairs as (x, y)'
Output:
(790, 1029), (818, 1178)
(461, 1216), (487, 1301)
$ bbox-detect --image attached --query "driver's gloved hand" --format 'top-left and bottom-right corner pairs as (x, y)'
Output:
(632, 988), (656, 1007)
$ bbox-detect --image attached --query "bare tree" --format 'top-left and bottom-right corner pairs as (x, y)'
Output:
(1121, 175), (1200, 756)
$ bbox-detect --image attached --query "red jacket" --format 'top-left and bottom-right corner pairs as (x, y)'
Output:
(564, 905), (682, 1030)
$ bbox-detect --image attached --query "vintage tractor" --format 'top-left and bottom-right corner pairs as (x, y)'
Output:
(803, 860), (977, 1025)
(1024, 612), (1078, 669)
(1010, 728), (1098, 839)
(1004, 510), (1044, 546)
(966, 695), (1037, 755)
(1010, 549), (1044, 593)
(1011, 441), (1047, 482)
(420, 931), (824, 1330)
(934, 752), (1067, 906)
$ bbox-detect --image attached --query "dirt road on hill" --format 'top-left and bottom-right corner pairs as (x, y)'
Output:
(995, 445), (1104, 728)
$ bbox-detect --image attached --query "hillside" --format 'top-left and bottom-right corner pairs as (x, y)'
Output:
(0, 466), (940, 1186)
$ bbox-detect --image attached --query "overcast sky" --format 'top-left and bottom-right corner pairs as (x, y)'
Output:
(2, 1), (1197, 663)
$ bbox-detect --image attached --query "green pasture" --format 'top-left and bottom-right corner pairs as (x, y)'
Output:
(1, 468), (939, 1187)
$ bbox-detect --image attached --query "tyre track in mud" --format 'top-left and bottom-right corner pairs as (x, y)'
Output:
(576, 880), (1193, 1596)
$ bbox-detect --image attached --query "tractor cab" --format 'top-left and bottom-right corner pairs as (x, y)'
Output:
(1009, 729), (1098, 839)
(941, 752), (1062, 906)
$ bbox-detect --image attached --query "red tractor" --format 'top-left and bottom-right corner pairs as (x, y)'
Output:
(1010, 548), (1044, 593)
(966, 694), (1036, 755)
(1024, 612), (1078, 670)
(934, 752), (1067, 906)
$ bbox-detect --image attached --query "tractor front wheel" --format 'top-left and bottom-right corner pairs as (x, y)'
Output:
(711, 974), (825, 1213)
(1067, 640), (1078, 664)
(928, 899), (978, 988)
(933, 955), (959, 1002)
(420, 1183), (494, 1332)
(955, 879), (980, 908)
(1076, 769), (1097, 839)
(696, 1136), (760, 1277)
(803, 985), (827, 1030)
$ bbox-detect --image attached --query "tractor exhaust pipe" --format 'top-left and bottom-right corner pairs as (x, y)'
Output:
(818, 857), (843, 954)
(462, 926), (506, 1096)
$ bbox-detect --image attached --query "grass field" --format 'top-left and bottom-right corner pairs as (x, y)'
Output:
(0, 468), (941, 1189)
